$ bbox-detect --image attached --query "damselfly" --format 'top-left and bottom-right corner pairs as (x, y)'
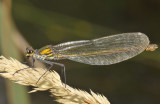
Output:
(14, 32), (158, 85)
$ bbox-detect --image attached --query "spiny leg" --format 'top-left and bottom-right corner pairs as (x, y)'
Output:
(54, 62), (66, 87)
(38, 59), (66, 87)
(13, 58), (35, 75)
(49, 45), (66, 86)
(36, 64), (53, 84)
(36, 70), (48, 84)
(61, 66), (64, 84)
(13, 67), (31, 75)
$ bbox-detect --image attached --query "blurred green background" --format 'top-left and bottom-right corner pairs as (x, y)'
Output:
(0, 0), (160, 104)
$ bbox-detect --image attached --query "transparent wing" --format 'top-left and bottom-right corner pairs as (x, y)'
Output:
(53, 32), (150, 65)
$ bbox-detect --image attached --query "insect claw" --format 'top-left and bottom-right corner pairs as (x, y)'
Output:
(13, 70), (21, 76)
(36, 78), (40, 84)
(32, 68), (38, 72)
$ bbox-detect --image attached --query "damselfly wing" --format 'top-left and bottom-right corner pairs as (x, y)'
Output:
(49, 32), (150, 65)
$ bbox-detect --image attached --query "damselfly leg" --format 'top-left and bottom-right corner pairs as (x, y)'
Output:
(13, 58), (66, 87)
(37, 59), (66, 87)
(13, 57), (36, 75)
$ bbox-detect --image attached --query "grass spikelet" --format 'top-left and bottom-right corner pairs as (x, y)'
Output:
(0, 56), (110, 104)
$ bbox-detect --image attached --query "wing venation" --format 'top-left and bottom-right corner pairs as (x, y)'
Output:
(54, 32), (150, 65)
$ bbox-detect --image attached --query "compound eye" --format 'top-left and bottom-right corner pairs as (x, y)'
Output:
(26, 48), (30, 53)
(29, 50), (33, 53)
(27, 50), (30, 53)
(26, 48), (33, 54)
(28, 50), (31, 53)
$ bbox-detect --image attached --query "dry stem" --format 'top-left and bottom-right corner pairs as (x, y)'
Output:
(0, 56), (110, 104)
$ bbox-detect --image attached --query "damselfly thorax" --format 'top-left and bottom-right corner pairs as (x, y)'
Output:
(33, 45), (68, 61)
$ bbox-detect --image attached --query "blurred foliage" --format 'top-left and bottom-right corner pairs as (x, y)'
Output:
(0, 0), (31, 104)
(1, 0), (160, 104)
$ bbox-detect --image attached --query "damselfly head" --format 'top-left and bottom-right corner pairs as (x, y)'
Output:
(25, 47), (34, 59)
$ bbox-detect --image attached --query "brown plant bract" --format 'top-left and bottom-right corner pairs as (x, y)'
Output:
(0, 56), (110, 104)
